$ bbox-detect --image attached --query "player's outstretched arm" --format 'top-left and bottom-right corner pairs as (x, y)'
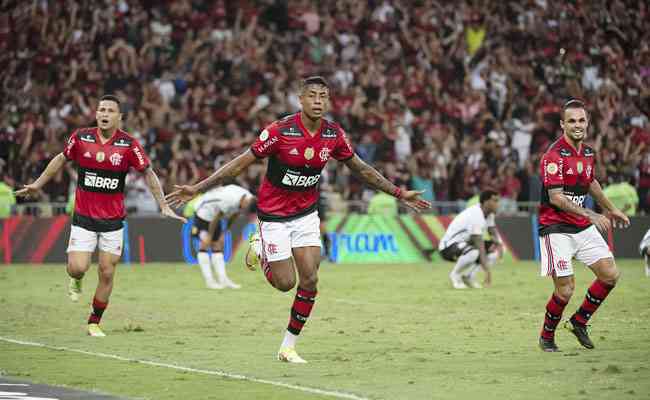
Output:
(588, 179), (630, 229)
(15, 153), (68, 199)
(143, 167), (187, 223)
(548, 187), (610, 232)
(343, 154), (431, 212)
(166, 150), (257, 207)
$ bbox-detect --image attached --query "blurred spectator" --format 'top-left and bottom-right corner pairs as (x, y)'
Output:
(0, 172), (16, 218)
(1, 0), (648, 215)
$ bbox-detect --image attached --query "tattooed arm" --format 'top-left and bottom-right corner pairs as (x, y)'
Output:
(548, 187), (609, 232)
(344, 154), (431, 212)
(144, 167), (186, 222)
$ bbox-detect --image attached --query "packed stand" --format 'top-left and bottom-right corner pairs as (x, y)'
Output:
(1, 0), (649, 215)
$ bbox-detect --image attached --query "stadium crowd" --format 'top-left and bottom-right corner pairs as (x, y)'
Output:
(1, 0), (649, 215)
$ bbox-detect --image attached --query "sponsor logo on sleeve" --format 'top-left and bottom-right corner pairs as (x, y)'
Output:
(259, 129), (269, 141)
(546, 162), (558, 175)
(133, 146), (145, 166)
(255, 135), (278, 153)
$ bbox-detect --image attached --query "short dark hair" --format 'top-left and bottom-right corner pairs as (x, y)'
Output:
(99, 94), (121, 110)
(300, 76), (329, 92)
(562, 99), (587, 120)
(480, 189), (499, 204)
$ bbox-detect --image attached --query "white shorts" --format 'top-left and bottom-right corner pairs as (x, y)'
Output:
(67, 225), (124, 256)
(258, 211), (321, 262)
(539, 225), (612, 277)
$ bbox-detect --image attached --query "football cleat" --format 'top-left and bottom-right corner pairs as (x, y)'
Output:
(87, 323), (106, 337)
(539, 336), (560, 352)
(564, 319), (594, 349)
(461, 275), (483, 289)
(449, 273), (468, 289)
(68, 277), (82, 302)
(206, 281), (225, 290)
(245, 233), (261, 271)
(277, 347), (307, 364)
(222, 279), (241, 289)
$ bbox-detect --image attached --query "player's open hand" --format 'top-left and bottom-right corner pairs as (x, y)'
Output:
(161, 205), (187, 223)
(587, 211), (611, 233)
(399, 190), (432, 212)
(165, 185), (198, 208)
(14, 183), (41, 199)
(608, 209), (630, 229)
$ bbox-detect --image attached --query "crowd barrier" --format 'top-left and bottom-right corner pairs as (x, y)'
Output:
(1, 214), (647, 264)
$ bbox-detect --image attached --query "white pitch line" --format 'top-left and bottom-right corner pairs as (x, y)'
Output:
(0, 337), (370, 400)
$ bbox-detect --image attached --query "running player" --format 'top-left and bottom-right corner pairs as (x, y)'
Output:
(16, 95), (185, 337)
(191, 184), (255, 289)
(167, 76), (430, 363)
(537, 99), (629, 352)
(438, 190), (501, 289)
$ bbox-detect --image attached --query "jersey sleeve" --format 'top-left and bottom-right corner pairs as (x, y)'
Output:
(63, 130), (79, 161)
(127, 138), (151, 172)
(541, 151), (564, 189)
(250, 125), (280, 158)
(331, 127), (355, 161)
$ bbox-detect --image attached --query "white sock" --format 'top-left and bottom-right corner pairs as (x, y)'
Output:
(451, 249), (479, 277)
(280, 330), (298, 349)
(211, 252), (228, 283)
(198, 252), (217, 285)
(467, 251), (498, 280)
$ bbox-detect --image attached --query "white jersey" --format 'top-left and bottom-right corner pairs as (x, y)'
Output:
(439, 204), (495, 250)
(195, 185), (253, 222)
(640, 228), (650, 254)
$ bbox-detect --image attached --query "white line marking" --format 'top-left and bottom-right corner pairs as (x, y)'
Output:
(0, 337), (369, 400)
(0, 384), (29, 386)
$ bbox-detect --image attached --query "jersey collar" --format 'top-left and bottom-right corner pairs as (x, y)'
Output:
(296, 112), (324, 138)
(559, 134), (582, 155)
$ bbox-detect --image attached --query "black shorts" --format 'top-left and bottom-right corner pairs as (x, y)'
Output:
(440, 240), (496, 262)
(191, 217), (222, 242)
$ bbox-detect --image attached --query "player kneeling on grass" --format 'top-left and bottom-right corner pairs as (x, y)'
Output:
(640, 228), (650, 277)
(16, 95), (185, 337)
(191, 184), (255, 289)
(438, 190), (502, 289)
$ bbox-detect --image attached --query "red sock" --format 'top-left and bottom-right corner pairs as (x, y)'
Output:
(541, 294), (567, 339)
(572, 279), (614, 325)
(287, 287), (317, 335)
(88, 297), (108, 324)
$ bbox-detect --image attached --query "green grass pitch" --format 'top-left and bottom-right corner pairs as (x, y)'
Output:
(1, 259), (649, 400)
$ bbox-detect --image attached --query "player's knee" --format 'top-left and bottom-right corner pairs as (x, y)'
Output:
(97, 263), (116, 283)
(556, 284), (574, 302)
(600, 268), (620, 287)
(67, 260), (86, 278)
(299, 272), (318, 291)
(275, 275), (297, 292)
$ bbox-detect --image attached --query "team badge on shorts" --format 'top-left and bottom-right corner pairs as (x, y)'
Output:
(576, 161), (583, 174)
(96, 152), (105, 162)
(546, 162), (558, 174)
(304, 147), (314, 160)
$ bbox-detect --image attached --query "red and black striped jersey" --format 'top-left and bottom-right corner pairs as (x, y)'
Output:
(64, 127), (150, 231)
(250, 113), (354, 222)
(538, 135), (595, 235)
